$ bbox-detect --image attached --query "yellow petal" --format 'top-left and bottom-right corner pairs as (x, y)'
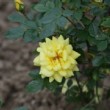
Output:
(73, 66), (79, 71)
(65, 38), (69, 45)
(37, 47), (41, 52)
(63, 50), (67, 61)
(58, 35), (64, 41)
(15, 0), (23, 4)
(59, 70), (67, 77)
(33, 56), (40, 66)
(49, 77), (54, 83)
(15, 0), (24, 11)
(41, 74), (46, 78)
(72, 51), (80, 59)
(41, 68), (54, 77)
(67, 70), (73, 77)
(54, 74), (62, 82)
(46, 38), (51, 43)
(53, 60), (61, 71)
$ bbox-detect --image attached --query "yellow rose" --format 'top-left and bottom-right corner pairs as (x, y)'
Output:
(33, 35), (80, 83)
(15, 0), (24, 12)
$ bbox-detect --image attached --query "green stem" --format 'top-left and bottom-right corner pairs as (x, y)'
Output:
(63, 15), (75, 27)
(95, 80), (100, 103)
(74, 73), (83, 98)
(81, 98), (95, 110)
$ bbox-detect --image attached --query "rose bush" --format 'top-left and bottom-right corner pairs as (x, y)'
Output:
(5, 0), (110, 110)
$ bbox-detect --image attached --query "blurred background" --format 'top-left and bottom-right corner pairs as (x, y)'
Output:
(1, 1), (110, 110)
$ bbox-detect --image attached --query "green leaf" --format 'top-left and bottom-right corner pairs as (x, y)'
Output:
(63, 9), (73, 17)
(54, 0), (62, 8)
(5, 26), (26, 39)
(72, 0), (81, 8)
(76, 30), (89, 41)
(66, 86), (81, 102)
(29, 70), (40, 79)
(40, 22), (56, 39)
(34, 4), (48, 12)
(0, 98), (3, 108)
(101, 17), (110, 28)
(97, 40), (108, 51)
(89, 22), (99, 37)
(8, 12), (26, 23)
(73, 10), (83, 21)
(14, 106), (28, 110)
(92, 56), (104, 67)
(89, 22), (107, 40)
(24, 21), (37, 29)
(23, 30), (38, 42)
(56, 16), (68, 28)
(44, 79), (59, 92)
(8, 12), (37, 29)
(104, 0), (110, 5)
(46, 1), (55, 9)
(26, 80), (43, 93)
(40, 7), (62, 24)
(95, 33), (108, 40)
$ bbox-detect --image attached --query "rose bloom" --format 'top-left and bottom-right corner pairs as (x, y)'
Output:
(15, 0), (24, 11)
(33, 35), (80, 83)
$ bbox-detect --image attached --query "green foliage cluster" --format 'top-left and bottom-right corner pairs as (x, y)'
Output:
(14, 106), (28, 110)
(0, 98), (3, 108)
(6, 0), (110, 109)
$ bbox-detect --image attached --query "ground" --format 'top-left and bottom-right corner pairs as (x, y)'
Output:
(0, 1), (110, 110)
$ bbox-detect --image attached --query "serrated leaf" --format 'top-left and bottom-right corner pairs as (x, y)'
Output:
(74, 10), (83, 21)
(44, 79), (59, 92)
(8, 12), (26, 23)
(63, 9), (73, 17)
(8, 12), (37, 29)
(29, 70), (40, 79)
(24, 21), (37, 29)
(101, 17), (110, 28)
(5, 26), (26, 39)
(89, 23), (107, 41)
(40, 22), (56, 39)
(46, 1), (55, 9)
(97, 40), (108, 51)
(40, 7), (62, 24)
(89, 22), (99, 37)
(95, 33), (108, 40)
(34, 4), (48, 12)
(23, 29), (38, 42)
(54, 0), (62, 8)
(56, 16), (68, 28)
(92, 56), (104, 67)
(26, 80), (43, 93)
(72, 0), (81, 8)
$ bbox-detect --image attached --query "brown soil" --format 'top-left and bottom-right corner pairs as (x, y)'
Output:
(0, 1), (110, 110)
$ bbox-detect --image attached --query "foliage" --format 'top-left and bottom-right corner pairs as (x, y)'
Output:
(0, 98), (3, 108)
(14, 106), (28, 110)
(6, 0), (110, 109)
